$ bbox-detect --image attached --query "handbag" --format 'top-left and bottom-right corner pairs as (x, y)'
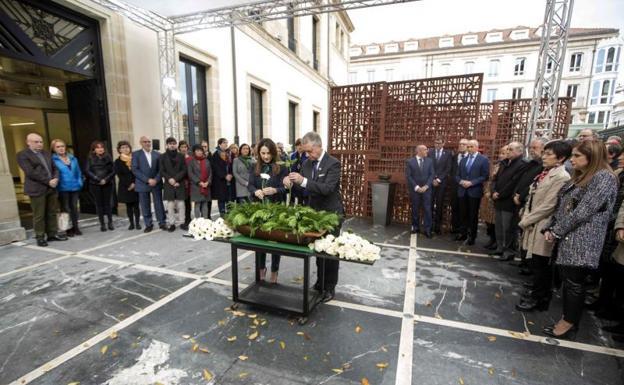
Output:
(57, 212), (70, 231)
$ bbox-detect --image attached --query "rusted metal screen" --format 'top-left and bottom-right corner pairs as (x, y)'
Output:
(329, 75), (572, 225)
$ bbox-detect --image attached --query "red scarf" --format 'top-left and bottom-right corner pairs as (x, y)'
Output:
(195, 154), (210, 196)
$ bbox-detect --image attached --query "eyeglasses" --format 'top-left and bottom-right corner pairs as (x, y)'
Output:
(141, 140), (151, 143)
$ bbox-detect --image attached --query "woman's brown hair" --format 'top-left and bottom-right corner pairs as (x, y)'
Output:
(254, 138), (280, 176)
(572, 140), (613, 187)
(90, 140), (107, 155)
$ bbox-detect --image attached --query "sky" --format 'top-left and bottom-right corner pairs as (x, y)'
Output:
(347, 0), (624, 44)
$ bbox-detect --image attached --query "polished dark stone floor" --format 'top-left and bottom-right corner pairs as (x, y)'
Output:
(0, 216), (622, 385)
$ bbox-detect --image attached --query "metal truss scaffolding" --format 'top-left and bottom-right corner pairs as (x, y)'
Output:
(88, 0), (419, 138)
(526, 0), (574, 145)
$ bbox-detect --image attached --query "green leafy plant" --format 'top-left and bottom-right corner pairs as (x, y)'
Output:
(225, 202), (340, 236)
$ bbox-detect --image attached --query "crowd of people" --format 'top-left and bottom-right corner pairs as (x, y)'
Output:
(16, 132), (340, 302)
(406, 129), (624, 341)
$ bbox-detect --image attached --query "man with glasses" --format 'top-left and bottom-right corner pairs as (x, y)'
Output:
(455, 140), (489, 245)
(132, 136), (166, 233)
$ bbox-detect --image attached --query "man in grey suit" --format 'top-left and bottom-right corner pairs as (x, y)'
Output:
(284, 132), (344, 302)
(132, 136), (166, 233)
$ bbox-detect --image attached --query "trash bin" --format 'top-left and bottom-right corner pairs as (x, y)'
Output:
(371, 181), (396, 226)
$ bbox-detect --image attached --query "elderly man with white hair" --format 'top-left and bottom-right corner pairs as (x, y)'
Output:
(17, 133), (67, 246)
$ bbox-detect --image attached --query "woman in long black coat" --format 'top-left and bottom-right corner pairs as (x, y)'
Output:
(114, 140), (141, 230)
(248, 138), (288, 284)
(211, 139), (233, 217)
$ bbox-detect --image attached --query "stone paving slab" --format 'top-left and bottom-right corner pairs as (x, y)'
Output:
(0, 244), (64, 275)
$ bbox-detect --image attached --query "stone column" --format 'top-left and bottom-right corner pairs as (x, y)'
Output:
(0, 117), (26, 244)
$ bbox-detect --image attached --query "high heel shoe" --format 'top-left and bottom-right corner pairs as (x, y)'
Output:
(542, 324), (578, 340)
(270, 271), (278, 284)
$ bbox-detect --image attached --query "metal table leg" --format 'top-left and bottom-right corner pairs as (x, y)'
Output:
(231, 244), (239, 303)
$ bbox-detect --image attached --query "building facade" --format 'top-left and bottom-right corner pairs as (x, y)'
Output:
(0, 0), (353, 243)
(348, 26), (622, 137)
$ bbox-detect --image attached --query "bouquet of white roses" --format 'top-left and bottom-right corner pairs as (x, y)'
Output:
(309, 232), (381, 262)
(188, 217), (234, 240)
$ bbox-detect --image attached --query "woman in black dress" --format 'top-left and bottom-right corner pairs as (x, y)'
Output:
(86, 141), (115, 232)
(114, 140), (141, 230)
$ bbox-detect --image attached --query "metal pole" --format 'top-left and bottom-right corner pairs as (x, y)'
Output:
(231, 25), (240, 145)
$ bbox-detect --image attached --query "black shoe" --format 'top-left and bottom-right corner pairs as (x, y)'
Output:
(36, 238), (48, 247)
(100, 224), (107, 232)
(411, 228), (419, 234)
(180, 224), (189, 231)
(518, 267), (532, 276)
(128, 224), (135, 230)
(463, 238), (475, 246)
(74, 228), (82, 236)
(168, 225), (176, 232)
(455, 234), (467, 241)
(424, 231), (432, 238)
(488, 249), (503, 257)
(313, 282), (322, 292)
(136, 224), (142, 230)
(108, 221), (114, 231)
(47, 234), (67, 241)
(321, 288), (335, 303)
(542, 324), (578, 340)
(493, 254), (514, 261)
(159, 224), (168, 231)
(66, 228), (75, 237)
(515, 298), (549, 312)
(144, 225), (153, 233)
(602, 323), (624, 334)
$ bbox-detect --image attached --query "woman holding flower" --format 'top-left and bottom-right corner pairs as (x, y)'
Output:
(248, 138), (289, 283)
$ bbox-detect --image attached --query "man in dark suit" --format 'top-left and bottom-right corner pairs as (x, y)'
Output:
(491, 141), (528, 260)
(455, 139), (489, 245)
(406, 145), (435, 237)
(17, 133), (67, 247)
(285, 132), (344, 302)
(450, 138), (469, 233)
(428, 137), (453, 234)
(132, 136), (166, 233)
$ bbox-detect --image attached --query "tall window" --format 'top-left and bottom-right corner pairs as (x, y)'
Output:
(367, 69), (375, 82)
(512, 87), (522, 99)
(464, 61), (475, 74)
(178, 58), (208, 146)
(591, 79), (614, 105)
(514, 57), (526, 76)
(288, 101), (298, 145)
(486, 89), (497, 102)
(335, 23), (341, 52)
(596, 47), (621, 73)
(569, 53), (582, 72)
(312, 16), (320, 70)
(287, 12), (296, 53)
(566, 84), (578, 99)
(488, 59), (499, 77)
(250, 86), (264, 144)
(313, 110), (320, 133)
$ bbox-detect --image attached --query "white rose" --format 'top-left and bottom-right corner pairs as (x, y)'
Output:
(260, 173), (271, 180)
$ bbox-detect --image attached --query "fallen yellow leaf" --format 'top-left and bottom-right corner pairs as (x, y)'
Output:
(109, 331), (118, 340)
(355, 325), (363, 333)
(342, 363), (352, 370)
(528, 321), (535, 325)
(253, 319), (260, 326)
(67, 382), (80, 385)
(279, 341), (286, 350)
(303, 332), (311, 341)
(218, 319), (227, 326)
(111, 351), (118, 357)
(248, 314), (257, 319)
(261, 320), (267, 326)
(192, 344), (199, 352)
(296, 331), (305, 336)
(232, 310), (246, 317)
(488, 367), (495, 376)
(155, 383), (164, 385)
(303, 355), (309, 361)
(227, 336), (237, 342)
(119, 298), (127, 302)
(239, 355), (248, 361)
(203, 368), (213, 381)
(459, 377), (465, 385)
(487, 336), (497, 342)
(199, 347), (210, 353)
(267, 338), (275, 343)
(376, 362), (389, 370)
(100, 345), (108, 355)
(248, 331), (259, 340)
(361, 378), (371, 385)
(381, 345), (388, 352)
(508, 331), (527, 339)
(332, 368), (344, 374)
(239, 372), (249, 379)
(494, 292), (501, 299)
(190, 338), (197, 344)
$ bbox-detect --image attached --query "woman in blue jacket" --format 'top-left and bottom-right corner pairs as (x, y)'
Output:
(51, 139), (84, 236)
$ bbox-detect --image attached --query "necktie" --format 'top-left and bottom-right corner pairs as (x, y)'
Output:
(418, 158), (422, 170)
(311, 160), (319, 180)
(466, 154), (475, 172)
(437, 150), (441, 161)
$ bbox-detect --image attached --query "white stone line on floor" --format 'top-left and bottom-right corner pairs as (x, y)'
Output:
(9, 278), (205, 385)
(395, 233), (418, 385)
(413, 314), (624, 358)
(325, 299), (403, 318)
(416, 246), (490, 258)
(203, 250), (254, 279)
(374, 242), (411, 250)
(79, 229), (163, 254)
(22, 244), (72, 255)
(0, 255), (72, 279)
(72, 254), (203, 280)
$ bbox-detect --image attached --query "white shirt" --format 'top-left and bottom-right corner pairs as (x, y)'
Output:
(301, 150), (325, 189)
(143, 149), (152, 168)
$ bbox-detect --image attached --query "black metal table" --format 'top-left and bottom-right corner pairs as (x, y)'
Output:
(216, 235), (374, 324)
